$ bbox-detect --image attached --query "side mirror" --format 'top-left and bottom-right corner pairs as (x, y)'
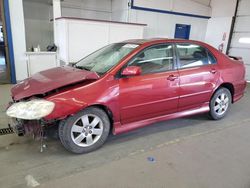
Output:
(121, 66), (142, 77)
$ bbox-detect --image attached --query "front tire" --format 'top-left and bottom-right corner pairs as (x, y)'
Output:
(209, 87), (232, 120)
(59, 107), (110, 154)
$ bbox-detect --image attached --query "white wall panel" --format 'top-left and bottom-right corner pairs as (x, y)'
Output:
(229, 48), (250, 65)
(229, 0), (250, 81)
(237, 0), (250, 15)
(210, 0), (237, 17)
(130, 9), (208, 41)
(68, 21), (109, 62)
(109, 24), (144, 43)
(205, 17), (233, 53)
(111, 0), (129, 22)
(55, 20), (68, 63)
(234, 16), (250, 32)
(230, 32), (250, 48)
(62, 7), (111, 20)
(133, 0), (172, 12)
(246, 65), (250, 81)
(173, 0), (211, 16)
(133, 0), (211, 17)
(55, 18), (145, 64)
(62, 0), (111, 12)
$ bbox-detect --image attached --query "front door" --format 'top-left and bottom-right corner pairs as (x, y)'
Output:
(119, 44), (179, 124)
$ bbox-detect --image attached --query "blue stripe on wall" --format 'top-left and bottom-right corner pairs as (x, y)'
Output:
(130, 0), (211, 19)
(3, 0), (16, 84)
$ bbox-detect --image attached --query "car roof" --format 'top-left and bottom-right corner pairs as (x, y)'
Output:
(122, 38), (203, 45)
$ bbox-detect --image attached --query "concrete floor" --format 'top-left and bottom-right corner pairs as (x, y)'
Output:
(0, 84), (250, 188)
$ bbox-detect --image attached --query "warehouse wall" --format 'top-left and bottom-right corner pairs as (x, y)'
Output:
(62, 0), (112, 20)
(112, 0), (210, 41)
(131, 10), (208, 40)
(111, 0), (129, 22)
(229, 0), (250, 81)
(131, 0), (211, 17)
(24, 0), (213, 49)
(205, 0), (237, 53)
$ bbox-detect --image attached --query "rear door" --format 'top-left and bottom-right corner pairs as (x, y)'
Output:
(176, 43), (220, 111)
(119, 43), (180, 124)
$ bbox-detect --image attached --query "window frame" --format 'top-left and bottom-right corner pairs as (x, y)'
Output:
(117, 43), (178, 78)
(174, 43), (217, 70)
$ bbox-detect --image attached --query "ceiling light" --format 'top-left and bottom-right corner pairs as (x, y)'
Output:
(239, 37), (250, 44)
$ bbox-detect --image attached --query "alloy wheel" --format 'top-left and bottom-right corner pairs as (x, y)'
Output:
(213, 92), (229, 116)
(71, 114), (104, 147)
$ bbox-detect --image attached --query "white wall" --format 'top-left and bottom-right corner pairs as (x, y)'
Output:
(114, 0), (210, 41)
(129, 9), (208, 41)
(132, 0), (211, 17)
(229, 0), (250, 81)
(9, 0), (27, 81)
(56, 18), (145, 64)
(205, 0), (237, 53)
(205, 17), (233, 53)
(61, 0), (112, 20)
(23, 0), (213, 52)
(210, 0), (237, 17)
(111, 0), (129, 22)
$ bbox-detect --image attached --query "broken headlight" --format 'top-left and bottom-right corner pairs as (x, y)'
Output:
(6, 99), (55, 120)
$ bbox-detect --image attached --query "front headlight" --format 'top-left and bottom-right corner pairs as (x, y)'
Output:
(6, 99), (55, 120)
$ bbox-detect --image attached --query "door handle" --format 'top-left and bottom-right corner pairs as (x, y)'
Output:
(210, 69), (217, 74)
(167, 75), (178, 81)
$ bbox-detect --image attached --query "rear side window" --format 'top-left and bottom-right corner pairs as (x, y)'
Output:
(208, 51), (217, 64)
(176, 44), (216, 69)
(128, 44), (174, 75)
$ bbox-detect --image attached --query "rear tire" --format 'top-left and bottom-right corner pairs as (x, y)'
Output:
(209, 87), (232, 120)
(59, 107), (110, 154)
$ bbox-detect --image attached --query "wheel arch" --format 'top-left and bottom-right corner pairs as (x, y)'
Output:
(87, 104), (114, 132)
(214, 82), (235, 103)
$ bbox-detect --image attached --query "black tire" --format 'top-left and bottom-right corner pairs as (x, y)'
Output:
(209, 87), (232, 120)
(59, 107), (110, 154)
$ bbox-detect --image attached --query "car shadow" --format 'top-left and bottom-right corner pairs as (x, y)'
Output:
(106, 113), (210, 145)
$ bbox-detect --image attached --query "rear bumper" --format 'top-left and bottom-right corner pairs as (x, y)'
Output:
(233, 80), (247, 103)
(234, 93), (245, 103)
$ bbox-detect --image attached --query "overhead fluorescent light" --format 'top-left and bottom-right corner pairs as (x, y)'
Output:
(239, 37), (250, 44)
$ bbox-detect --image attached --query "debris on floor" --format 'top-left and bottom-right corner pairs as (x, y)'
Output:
(25, 175), (40, 187)
(147, 156), (156, 163)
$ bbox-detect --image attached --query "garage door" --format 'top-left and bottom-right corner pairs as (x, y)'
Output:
(228, 0), (250, 81)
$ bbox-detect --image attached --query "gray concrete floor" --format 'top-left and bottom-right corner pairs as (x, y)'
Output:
(0, 84), (250, 188)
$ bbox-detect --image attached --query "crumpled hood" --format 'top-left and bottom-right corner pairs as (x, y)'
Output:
(11, 66), (99, 101)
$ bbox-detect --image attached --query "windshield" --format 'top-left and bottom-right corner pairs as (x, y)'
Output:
(75, 43), (139, 75)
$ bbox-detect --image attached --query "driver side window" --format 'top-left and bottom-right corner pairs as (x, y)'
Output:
(128, 44), (174, 75)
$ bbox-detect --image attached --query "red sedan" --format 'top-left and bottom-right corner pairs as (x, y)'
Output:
(6, 39), (247, 153)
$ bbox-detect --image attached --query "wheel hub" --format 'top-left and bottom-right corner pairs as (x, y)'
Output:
(82, 126), (93, 135)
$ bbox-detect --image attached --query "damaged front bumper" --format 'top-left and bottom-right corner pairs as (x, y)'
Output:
(7, 118), (58, 139)
(8, 118), (43, 138)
